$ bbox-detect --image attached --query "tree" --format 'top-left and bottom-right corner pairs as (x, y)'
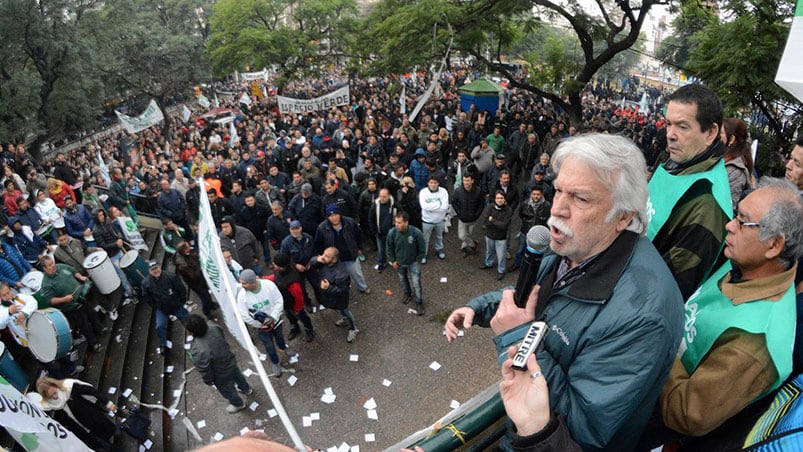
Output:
(685, 0), (801, 144)
(205, 0), (359, 83)
(88, 0), (215, 137)
(656, 2), (717, 71)
(355, 0), (666, 128)
(0, 0), (105, 160)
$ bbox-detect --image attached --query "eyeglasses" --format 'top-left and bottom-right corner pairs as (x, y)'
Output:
(733, 211), (761, 230)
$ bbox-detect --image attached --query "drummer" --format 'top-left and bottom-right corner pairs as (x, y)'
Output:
(52, 232), (117, 316)
(38, 256), (108, 352)
(92, 209), (135, 304)
(0, 282), (83, 378)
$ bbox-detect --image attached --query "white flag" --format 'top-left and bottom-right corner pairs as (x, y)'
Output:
(198, 95), (211, 109)
(97, 151), (111, 186)
(400, 84), (406, 114)
(229, 120), (239, 148)
(196, 179), (249, 350)
(182, 105), (191, 123)
(214, 94), (220, 108)
(240, 93), (252, 106)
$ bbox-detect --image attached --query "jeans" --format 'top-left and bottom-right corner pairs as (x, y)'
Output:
(109, 250), (133, 297)
(396, 262), (423, 305)
(376, 234), (388, 266)
(155, 306), (188, 347)
(338, 307), (357, 330)
(457, 220), (478, 249)
(485, 237), (507, 274)
(257, 322), (288, 365)
(214, 365), (250, 407)
(513, 232), (527, 268)
(286, 308), (314, 334)
(343, 259), (369, 291)
(422, 221), (445, 257)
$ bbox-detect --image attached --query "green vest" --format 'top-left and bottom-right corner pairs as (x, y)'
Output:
(679, 262), (796, 398)
(646, 159), (732, 240)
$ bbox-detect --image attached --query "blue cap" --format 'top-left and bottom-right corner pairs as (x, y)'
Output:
(325, 204), (340, 216)
(289, 220), (302, 228)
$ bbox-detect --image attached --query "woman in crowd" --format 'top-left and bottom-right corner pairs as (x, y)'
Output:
(46, 177), (76, 209)
(35, 376), (118, 451)
(721, 117), (755, 210)
(481, 190), (513, 280)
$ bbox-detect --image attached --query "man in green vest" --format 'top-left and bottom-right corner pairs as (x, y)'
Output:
(653, 178), (803, 447)
(648, 84), (732, 300)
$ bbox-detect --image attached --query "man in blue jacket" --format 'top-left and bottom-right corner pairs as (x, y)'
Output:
(445, 134), (684, 451)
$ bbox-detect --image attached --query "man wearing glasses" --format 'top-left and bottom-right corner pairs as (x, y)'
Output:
(641, 178), (803, 448)
(647, 84), (732, 300)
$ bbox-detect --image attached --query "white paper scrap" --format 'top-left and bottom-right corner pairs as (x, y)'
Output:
(289, 355), (299, 364)
(458, 330), (465, 337)
(429, 361), (442, 371)
(122, 388), (133, 398)
(382, 379), (392, 387)
(302, 416), (312, 427)
(259, 353), (267, 361)
(240, 427), (250, 436)
(184, 343), (191, 350)
(166, 365), (174, 373)
(186, 335), (193, 342)
(249, 401), (259, 411)
(365, 433), (376, 442)
(168, 408), (179, 418)
(138, 446), (145, 452)
(173, 389), (182, 398)
(196, 420), (206, 429)
(213, 432), (224, 441)
(349, 354), (359, 362)
(165, 340), (172, 349)
(107, 387), (116, 394)
(310, 412), (320, 421)
(367, 409), (378, 420)
(143, 439), (153, 449)
(267, 408), (278, 418)
(288, 375), (298, 386)
(326, 447), (337, 452)
(243, 368), (253, 377)
(324, 387), (334, 395)
(363, 398), (377, 410)
(450, 400), (461, 409)
(351, 447), (360, 452)
(321, 394), (336, 404)
(338, 442), (350, 452)
(440, 277), (447, 283)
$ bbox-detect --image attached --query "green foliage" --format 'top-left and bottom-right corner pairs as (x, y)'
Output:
(206, 0), (358, 79)
(656, 2), (717, 70)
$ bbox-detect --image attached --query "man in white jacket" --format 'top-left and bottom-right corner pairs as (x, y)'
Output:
(418, 175), (450, 263)
(236, 269), (296, 376)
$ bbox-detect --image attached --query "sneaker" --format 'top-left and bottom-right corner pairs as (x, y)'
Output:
(271, 363), (282, 377)
(347, 329), (360, 343)
(403, 294), (412, 305)
(437, 251), (446, 260)
(237, 386), (254, 395)
(68, 365), (85, 376)
(226, 404), (246, 414)
(287, 328), (300, 341)
(335, 317), (348, 327)
(360, 287), (371, 295)
(411, 304), (425, 316)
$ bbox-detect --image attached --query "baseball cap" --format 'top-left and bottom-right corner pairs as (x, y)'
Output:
(325, 204), (340, 216)
(148, 260), (160, 270)
(289, 220), (302, 229)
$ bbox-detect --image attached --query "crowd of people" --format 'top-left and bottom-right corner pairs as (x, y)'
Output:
(2, 67), (803, 450)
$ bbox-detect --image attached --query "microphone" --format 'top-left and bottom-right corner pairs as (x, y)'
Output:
(514, 225), (550, 308)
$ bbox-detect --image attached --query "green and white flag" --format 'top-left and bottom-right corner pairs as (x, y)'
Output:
(0, 376), (92, 451)
(776, 0), (803, 102)
(114, 99), (164, 134)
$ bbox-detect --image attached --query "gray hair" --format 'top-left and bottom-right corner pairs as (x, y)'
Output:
(755, 177), (803, 268)
(552, 134), (648, 234)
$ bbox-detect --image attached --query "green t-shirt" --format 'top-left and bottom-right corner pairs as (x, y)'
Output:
(39, 263), (81, 310)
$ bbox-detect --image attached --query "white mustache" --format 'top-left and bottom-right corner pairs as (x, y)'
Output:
(547, 217), (574, 238)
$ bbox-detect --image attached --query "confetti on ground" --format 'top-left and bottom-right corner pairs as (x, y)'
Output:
(289, 355), (299, 364)
(186, 335), (194, 342)
(458, 330), (465, 337)
(267, 409), (278, 418)
(365, 433), (375, 442)
(143, 439), (153, 449)
(173, 389), (182, 398)
(166, 365), (174, 373)
(363, 398), (377, 410)
(196, 420), (206, 429)
(249, 401), (259, 411)
(240, 427), (250, 435)
(450, 400), (460, 409)
(165, 340), (172, 349)
(429, 361), (442, 371)
(122, 388), (133, 398)
(440, 277), (447, 283)
(243, 368), (253, 377)
(107, 387), (116, 394)
(302, 416), (312, 427)
(288, 375), (298, 386)
(213, 432), (224, 441)
(259, 353), (267, 361)
(382, 379), (392, 387)
(367, 409), (378, 420)
(310, 412), (320, 421)
(337, 442), (350, 452)
(349, 354), (359, 362)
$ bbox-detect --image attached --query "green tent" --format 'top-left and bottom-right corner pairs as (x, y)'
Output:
(459, 78), (503, 116)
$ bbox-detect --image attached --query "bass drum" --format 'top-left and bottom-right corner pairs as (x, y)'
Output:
(26, 309), (73, 362)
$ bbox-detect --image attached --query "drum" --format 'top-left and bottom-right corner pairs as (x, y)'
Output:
(120, 250), (148, 288)
(0, 341), (29, 392)
(25, 309), (72, 362)
(83, 250), (121, 295)
(20, 271), (47, 308)
(36, 223), (53, 238)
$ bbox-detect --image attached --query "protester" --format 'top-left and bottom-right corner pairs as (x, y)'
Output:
(418, 175), (449, 263)
(386, 211), (426, 315)
(445, 134), (684, 450)
(141, 260), (187, 354)
(309, 247), (359, 343)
